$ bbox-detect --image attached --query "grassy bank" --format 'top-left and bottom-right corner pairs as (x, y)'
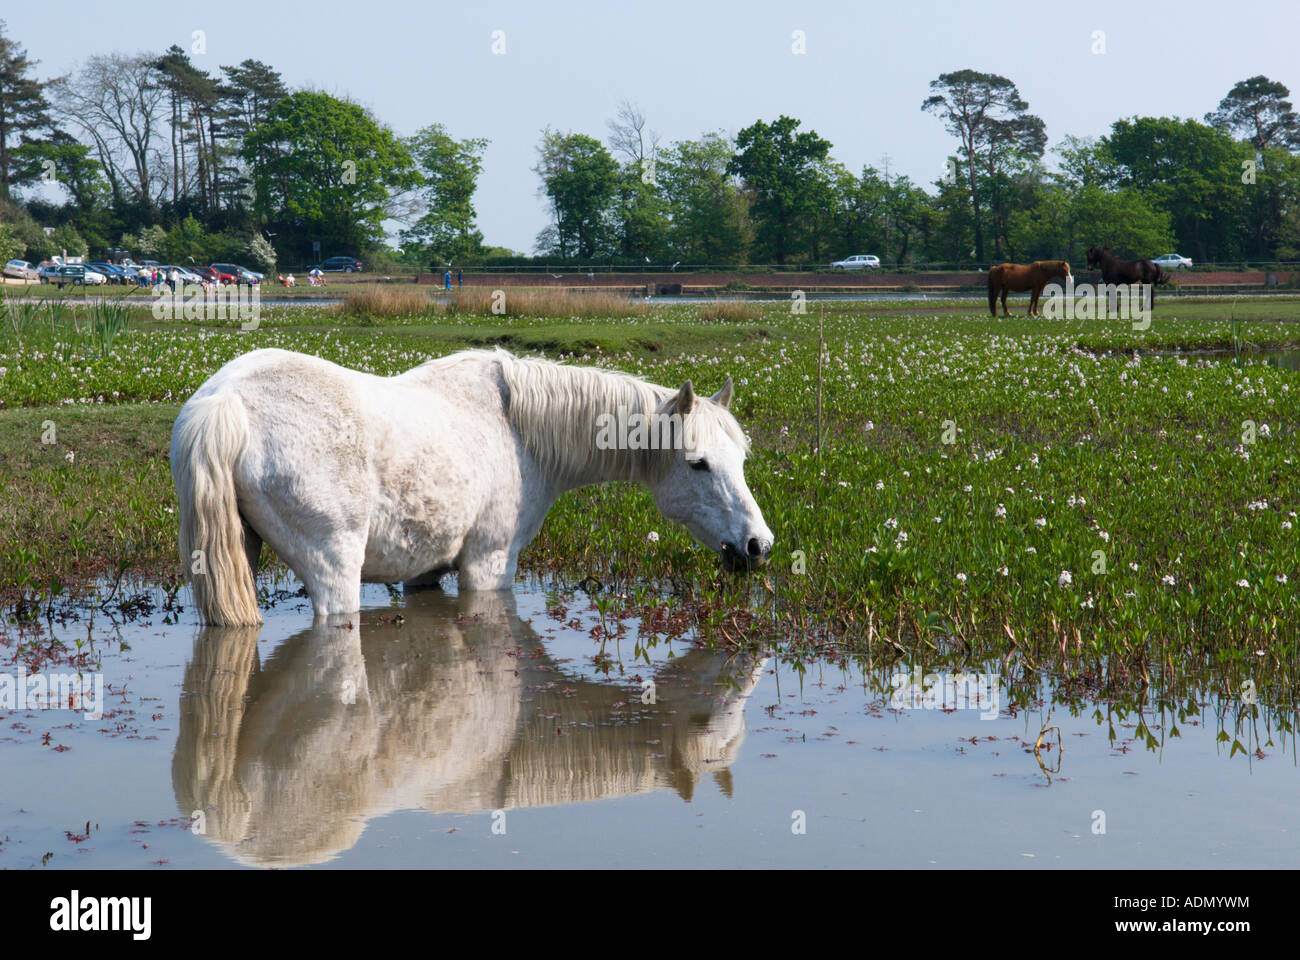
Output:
(3, 299), (1300, 671)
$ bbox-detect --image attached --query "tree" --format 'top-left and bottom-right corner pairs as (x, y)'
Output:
(401, 123), (488, 264)
(658, 132), (750, 264)
(12, 132), (108, 209)
(609, 167), (669, 260)
(1206, 76), (1300, 151)
(1055, 134), (1119, 188)
(243, 91), (417, 257)
(1008, 183), (1173, 263)
(922, 69), (1045, 262)
(50, 53), (168, 212)
(161, 214), (208, 263)
(0, 21), (52, 199)
(50, 222), (87, 258)
(532, 129), (618, 258)
(1104, 117), (1246, 261)
(154, 45), (226, 216)
(605, 101), (668, 260)
(726, 116), (832, 264)
(606, 99), (659, 168)
(246, 233), (277, 272)
(219, 59), (287, 211)
(131, 223), (166, 258)
(0, 219), (23, 262)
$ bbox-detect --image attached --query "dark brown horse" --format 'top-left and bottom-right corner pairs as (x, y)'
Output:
(1085, 246), (1167, 312)
(987, 260), (1071, 317)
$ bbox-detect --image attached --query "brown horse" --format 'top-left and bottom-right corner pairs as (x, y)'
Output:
(1085, 246), (1166, 312)
(987, 260), (1071, 317)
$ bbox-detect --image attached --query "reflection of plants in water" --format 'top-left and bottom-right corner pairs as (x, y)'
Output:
(808, 631), (1299, 769)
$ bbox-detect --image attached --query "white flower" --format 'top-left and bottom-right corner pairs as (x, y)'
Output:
(1129, 562), (1139, 572)
(1260, 423), (1271, 437)
(895, 530), (908, 545)
(1162, 574), (1176, 586)
(956, 572), (967, 583)
(647, 531), (659, 543)
(963, 484), (972, 492)
(884, 517), (898, 529)
(838, 481), (849, 488)
(1058, 570), (1073, 588)
(1035, 517), (1047, 528)
(1277, 574), (1288, 585)
(995, 504), (1007, 518)
(875, 480), (884, 491)
(64, 450), (75, 464)
(1284, 521), (1294, 531)
(998, 565), (1009, 576)
(1237, 578), (1251, 588)
(933, 516), (942, 524)
(1026, 547), (1037, 554)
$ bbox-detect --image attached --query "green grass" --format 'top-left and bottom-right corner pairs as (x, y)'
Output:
(3, 299), (1300, 693)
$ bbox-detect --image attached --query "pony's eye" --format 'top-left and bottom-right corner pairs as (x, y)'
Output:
(689, 458), (710, 472)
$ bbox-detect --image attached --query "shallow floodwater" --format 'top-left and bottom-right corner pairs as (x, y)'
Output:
(2, 579), (1297, 869)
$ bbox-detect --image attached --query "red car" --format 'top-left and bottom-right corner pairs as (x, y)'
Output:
(205, 264), (239, 285)
(192, 266), (221, 284)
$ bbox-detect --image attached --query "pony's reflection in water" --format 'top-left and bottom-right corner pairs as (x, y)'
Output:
(173, 590), (764, 867)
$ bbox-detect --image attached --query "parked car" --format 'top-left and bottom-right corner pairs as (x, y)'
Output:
(211, 262), (262, 285)
(88, 262), (132, 284)
(57, 265), (106, 285)
(307, 256), (364, 273)
(38, 261), (64, 283)
(160, 265), (205, 284)
(191, 266), (220, 285)
(830, 254), (881, 271)
(1152, 253), (1193, 270)
(207, 264), (240, 285)
(4, 259), (39, 281)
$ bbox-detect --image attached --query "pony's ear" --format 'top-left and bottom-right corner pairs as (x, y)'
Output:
(710, 376), (734, 409)
(672, 380), (696, 415)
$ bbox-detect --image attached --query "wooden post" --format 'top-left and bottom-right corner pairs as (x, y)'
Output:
(816, 304), (824, 459)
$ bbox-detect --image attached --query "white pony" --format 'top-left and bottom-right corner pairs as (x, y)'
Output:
(171, 347), (773, 625)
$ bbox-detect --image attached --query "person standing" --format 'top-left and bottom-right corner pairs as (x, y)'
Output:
(457, 268), (463, 289)
(444, 270), (452, 291)
(169, 267), (180, 293)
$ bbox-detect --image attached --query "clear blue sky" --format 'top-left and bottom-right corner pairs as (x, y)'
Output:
(7, 0), (1298, 251)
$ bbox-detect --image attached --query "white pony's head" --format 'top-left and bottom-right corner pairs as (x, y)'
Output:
(647, 377), (774, 571)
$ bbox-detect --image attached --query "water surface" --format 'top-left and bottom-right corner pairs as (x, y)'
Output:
(2, 579), (1296, 868)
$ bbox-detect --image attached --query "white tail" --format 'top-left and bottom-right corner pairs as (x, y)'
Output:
(170, 392), (261, 625)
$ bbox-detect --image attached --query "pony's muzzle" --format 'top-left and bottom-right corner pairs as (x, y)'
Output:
(721, 537), (772, 571)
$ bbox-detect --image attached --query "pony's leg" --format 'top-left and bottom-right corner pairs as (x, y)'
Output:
(301, 538), (365, 617)
(403, 568), (450, 591)
(457, 545), (516, 591)
(1001, 287), (1010, 317)
(244, 505), (366, 617)
(241, 518), (263, 578)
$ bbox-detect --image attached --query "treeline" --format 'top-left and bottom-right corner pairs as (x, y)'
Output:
(1, 20), (1299, 271)
(536, 74), (1300, 267)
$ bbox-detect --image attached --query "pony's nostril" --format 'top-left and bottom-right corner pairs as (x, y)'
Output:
(746, 537), (763, 559)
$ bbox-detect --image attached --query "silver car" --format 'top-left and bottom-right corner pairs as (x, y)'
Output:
(4, 259), (39, 281)
(830, 254), (881, 271)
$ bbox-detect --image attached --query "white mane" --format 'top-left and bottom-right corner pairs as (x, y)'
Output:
(482, 349), (749, 484)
